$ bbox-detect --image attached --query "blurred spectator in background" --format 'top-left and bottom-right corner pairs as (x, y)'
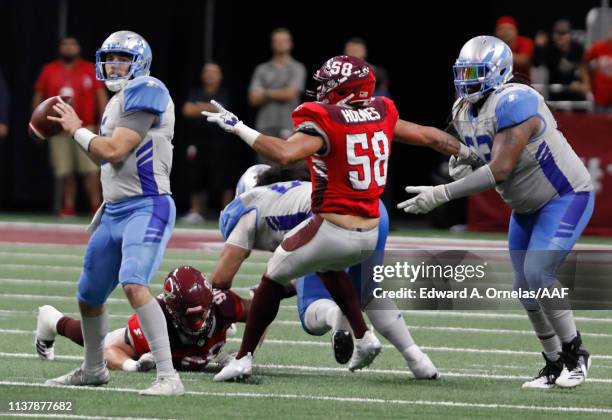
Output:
(495, 16), (534, 78)
(33, 37), (106, 216)
(0, 66), (8, 140)
(344, 37), (391, 97)
(533, 20), (587, 101)
(248, 28), (306, 142)
(181, 62), (235, 223)
(582, 29), (612, 112)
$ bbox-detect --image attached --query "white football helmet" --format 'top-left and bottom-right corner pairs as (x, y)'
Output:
(453, 35), (513, 103)
(235, 164), (270, 196)
(95, 30), (152, 92)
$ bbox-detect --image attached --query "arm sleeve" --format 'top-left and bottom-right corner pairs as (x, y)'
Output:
(115, 111), (157, 139)
(225, 210), (257, 250)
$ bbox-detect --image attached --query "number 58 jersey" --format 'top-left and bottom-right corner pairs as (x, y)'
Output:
(291, 97), (398, 218)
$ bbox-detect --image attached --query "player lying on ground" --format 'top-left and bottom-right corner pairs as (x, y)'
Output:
(398, 35), (594, 389)
(204, 55), (473, 381)
(213, 164), (438, 378)
(44, 30), (183, 395)
(35, 266), (249, 373)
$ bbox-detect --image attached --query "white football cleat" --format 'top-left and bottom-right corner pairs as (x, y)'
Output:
(139, 372), (184, 396)
(213, 353), (253, 381)
(35, 305), (64, 361)
(555, 333), (591, 389)
(348, 330), (381, 372)
(522, 353), (563, 389)
(408, 353), (439, 379)
(46, 365), (110, 387)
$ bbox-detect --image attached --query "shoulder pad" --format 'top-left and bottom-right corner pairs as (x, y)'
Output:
(292, 101), (325, 120)
(124, 76), (169, 115)
(219, 196), (256, 240)
(494, 87), (539, 131)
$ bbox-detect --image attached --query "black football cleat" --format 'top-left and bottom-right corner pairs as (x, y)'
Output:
(331, 329), (354, 364)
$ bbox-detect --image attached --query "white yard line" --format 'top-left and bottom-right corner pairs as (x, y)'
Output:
(4, 316), (612, 341)
(3, 330), (612, 365)
(0, 380), (611, 414)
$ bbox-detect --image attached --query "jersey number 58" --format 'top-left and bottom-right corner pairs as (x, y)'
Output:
(347, 131), (390, 190)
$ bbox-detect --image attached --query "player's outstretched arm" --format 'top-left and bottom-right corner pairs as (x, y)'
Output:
(210, 243), (251, 290)
(397, 116), (539, 214)
(393, 119), (484, 167)
(202, 100), (323, 164)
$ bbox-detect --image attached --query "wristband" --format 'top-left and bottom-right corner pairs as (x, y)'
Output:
(73, 128), (97, 152)
(234, 122), (261, 147)
(122, 358), (138, 372)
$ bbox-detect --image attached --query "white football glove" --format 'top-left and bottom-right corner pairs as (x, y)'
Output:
(448, 155), (473, 180)
(397, 185), (449, 214)
(136, 352), (156, 372)
(201, 100), (242, 133)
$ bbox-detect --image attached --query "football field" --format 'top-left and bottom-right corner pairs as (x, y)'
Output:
(0, 219), (612, 419)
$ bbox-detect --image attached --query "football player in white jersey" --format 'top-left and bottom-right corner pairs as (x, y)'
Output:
(398, 36), (594, 389)
(210, 164), (438, 379)
(44, 31), (183, 395)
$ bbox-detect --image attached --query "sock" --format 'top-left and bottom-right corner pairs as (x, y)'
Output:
(365, 300), (415, 360)
(135, 299), (174, 377)
(81, 312), (108, 373)
(57, 316), (84, 346)
(303, 299), (351, 336)
(537, 280), (578, 344)
(526, 309), (561, 361)
(237, 276), (284, 358)
(402, 344), (426, 365)
(303, 299), (336, 335)
(318, 271), (368, 338)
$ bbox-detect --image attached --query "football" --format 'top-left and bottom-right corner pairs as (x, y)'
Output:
(28, 95), (71, 140)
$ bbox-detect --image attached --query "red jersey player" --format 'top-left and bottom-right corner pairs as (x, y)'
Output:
(203, 55), (475, 381)
(35, 266), (249, 372)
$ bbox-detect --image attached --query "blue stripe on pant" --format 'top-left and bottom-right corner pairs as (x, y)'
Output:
(508, 191), (594, 309)
(296, 201), (389, 334)
(77, 195), (176, 307)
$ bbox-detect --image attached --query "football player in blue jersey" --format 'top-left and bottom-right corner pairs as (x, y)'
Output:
(399, 36), (594, 389)
(43, 30), (183, 395)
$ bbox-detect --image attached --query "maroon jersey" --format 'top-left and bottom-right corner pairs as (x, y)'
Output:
(127, 289), (244, 368)
(291, 97), (398, 217)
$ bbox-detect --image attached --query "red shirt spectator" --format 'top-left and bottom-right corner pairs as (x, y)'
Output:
(584, 38), (612, 108)
(495, 16), (534, 78)
(34, 58), (103, 126)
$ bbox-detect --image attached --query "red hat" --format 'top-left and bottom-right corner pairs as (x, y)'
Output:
(496, 16), (517, 28)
